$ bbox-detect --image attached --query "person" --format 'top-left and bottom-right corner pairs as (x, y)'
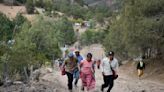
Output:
(58, 58), (64, 68)
(75, 50), (83, 64)
(97, 59), (101, 69)
(74, 50), (83, 86)
(101, 51), (119, 92)
(80, 53), (96, 91)
(63, 52), (78, 92)
(137, 56), (145, 79)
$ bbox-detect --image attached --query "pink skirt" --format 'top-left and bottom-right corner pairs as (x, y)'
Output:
(80, 72), (95, 91)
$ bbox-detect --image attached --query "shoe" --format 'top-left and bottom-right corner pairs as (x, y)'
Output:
(101, 86), (104, 92)
(81, 87), (84, 91)
(69, 89), (73, 92)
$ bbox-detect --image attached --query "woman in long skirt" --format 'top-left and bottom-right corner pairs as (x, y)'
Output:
(80, 53), (96, 91)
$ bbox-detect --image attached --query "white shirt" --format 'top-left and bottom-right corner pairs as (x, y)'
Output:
(101, 57), (119, 76)
(140, 61), (143, 67)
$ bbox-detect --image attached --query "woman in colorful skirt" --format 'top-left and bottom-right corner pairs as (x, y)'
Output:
(80, 53), (96, 92)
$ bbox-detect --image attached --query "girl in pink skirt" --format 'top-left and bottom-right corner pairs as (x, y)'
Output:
(80, 53), (96, 91)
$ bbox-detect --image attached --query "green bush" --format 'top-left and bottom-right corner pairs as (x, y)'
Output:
(0, 13), (14, 41)
(25, 0), (34, 14)
(16, 0), (26, 4)
(103, 0), (164, 59)
(8, 17), (62, 78)
(55, 17), (76, 45)
(80, 29), (107, 46)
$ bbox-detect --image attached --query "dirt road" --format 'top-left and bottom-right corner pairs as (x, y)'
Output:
(51, 67), (164, 92)
(58, 44), (164, 92)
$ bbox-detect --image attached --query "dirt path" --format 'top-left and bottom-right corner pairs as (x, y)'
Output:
(52, 67), (164, 92)
(1, 66), (163, 92)
(60, 44), (164, 92)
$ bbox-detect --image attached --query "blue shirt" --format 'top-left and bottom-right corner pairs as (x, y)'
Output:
(76, 55), (83, 64)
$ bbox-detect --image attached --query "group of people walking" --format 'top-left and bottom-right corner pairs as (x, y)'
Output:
(61, 50), (119, 92)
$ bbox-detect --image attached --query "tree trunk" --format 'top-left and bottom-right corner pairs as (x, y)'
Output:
(3, 62), (9, 91)
(30, 65), (33, 81)
(23, 67), (29, 82)
(3, 62), (8, 84)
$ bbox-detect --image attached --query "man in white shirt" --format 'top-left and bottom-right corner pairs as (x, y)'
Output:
(101, 51), (119, 92)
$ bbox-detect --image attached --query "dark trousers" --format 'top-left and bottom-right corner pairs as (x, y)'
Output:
(66, 72), (73, 90)
(101, 75), (114, 92)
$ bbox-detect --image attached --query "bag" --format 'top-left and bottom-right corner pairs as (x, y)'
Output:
(61, 68), (66, 75)
(111, 69), (118, 80)
(110, 63), (118, 80)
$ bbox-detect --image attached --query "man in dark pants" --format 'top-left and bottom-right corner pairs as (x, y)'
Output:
(63, 52), (78, 92)
(66, 72), (74, 90)
(102, 75), (114, 92)
(101, 51), (119, 92)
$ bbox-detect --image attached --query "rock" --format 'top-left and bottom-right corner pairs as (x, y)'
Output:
(30, 69), (41, 82)
(29, 86), (36, 92)
(4, 80), (13, 86)
(13, 81), (23, 85)
(53, 89), (57, 92)
(46, 68), (53, 73)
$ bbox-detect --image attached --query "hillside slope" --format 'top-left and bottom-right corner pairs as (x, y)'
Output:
(120, 59), (164, 83)
(0, 4), (36, 21)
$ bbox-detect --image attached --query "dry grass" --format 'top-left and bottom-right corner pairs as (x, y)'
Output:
(0, 4), (37, 22)
(0, 4), (26, 18)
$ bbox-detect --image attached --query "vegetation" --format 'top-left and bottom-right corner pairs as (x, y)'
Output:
(0, 13), (75, 81)
(52, 0), (88, 19)
(55, 17), (76, 45)
(1, 0), (163, 83)
(103, 0), (164, 59)
(0, 13), (14, 42)
(80, 29), (107, 46)
(0, 13), (29, 81)
(23, 0), (117, 24)
(0, 13), (29, 42)
(91, 4), (112, 23)
(16, 0), (26, 4)
(25, 0), (34, 14)
(9, 17), (61, 78)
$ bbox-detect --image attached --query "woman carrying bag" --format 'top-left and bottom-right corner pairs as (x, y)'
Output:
(62, 52), (78, 92)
